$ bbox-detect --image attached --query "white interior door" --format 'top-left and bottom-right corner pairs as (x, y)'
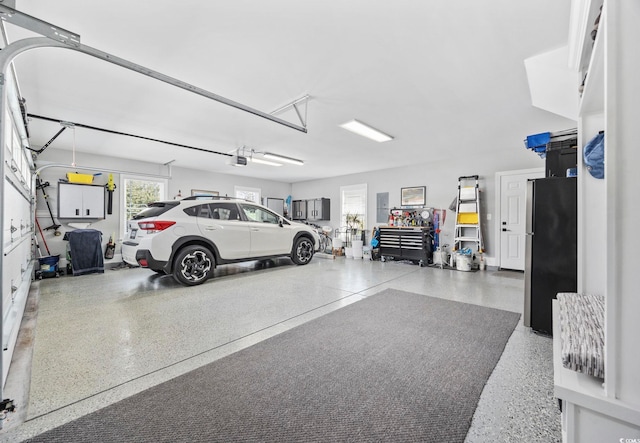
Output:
(499, 170), (544, 270)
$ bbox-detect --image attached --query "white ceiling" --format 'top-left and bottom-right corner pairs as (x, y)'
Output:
(5, 1), (575, 183)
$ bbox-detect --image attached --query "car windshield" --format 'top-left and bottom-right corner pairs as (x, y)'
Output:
(132, 201), (179, 219)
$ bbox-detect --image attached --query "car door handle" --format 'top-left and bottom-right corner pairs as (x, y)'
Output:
(205, 226), (217, 231)
(251, 228), (260, 232)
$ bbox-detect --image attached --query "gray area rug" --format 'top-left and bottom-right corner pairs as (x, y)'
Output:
(25, 289), (520, 443)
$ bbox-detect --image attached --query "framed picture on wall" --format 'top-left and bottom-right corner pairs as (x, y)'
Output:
(401, 186), (426, 207)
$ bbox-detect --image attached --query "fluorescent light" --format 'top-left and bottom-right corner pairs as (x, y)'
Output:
(263, 152), (304, 165)
(248, 157), (283, 167)
(339, 119), (393, 142)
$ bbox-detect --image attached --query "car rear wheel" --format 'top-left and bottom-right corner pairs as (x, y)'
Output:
(173, 245), (214, 286)
(291, 237), (314, 265)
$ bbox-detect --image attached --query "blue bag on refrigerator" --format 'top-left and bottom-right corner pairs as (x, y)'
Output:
(583, 132), (604, 179)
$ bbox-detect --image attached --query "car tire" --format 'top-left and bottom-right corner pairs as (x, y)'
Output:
(291, 236), (314, 265)
(172, 245), (215, 286)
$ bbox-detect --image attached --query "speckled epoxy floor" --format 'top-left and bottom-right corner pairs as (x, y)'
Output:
(0, 257), (561, 442)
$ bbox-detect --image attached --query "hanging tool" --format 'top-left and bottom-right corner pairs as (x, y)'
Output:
(106, 173), (116, 214)
(35, 176), (61, 235)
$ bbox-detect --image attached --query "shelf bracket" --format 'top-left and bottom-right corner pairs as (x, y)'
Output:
(270, 95), (310, 129)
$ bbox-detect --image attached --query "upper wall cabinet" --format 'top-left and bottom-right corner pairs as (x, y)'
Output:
(307, 198), (330, 221)
(291, 200), (306, 220)
(58, 183), (105, 219)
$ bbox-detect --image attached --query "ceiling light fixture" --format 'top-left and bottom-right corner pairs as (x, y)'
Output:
(339, 119), (394, 143)
(248, 157), (283, 167)
(263, 152), (304, 166)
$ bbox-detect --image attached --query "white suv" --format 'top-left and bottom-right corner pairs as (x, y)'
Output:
(122, 197), (320, 286)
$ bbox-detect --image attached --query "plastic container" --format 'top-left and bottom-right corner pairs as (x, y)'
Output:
(351, 240), (364, 259)
(67, 172), (94, 184)
(38, 255), (60, 274)
(433, 248), (449, 266)
(456, 253), (472, 271)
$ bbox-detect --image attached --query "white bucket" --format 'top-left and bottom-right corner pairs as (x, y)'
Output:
(433, 249), (449, 265)
(351, 240), (364, 259)
(345, 247), (353, 258)
(456, 254), (472, 271)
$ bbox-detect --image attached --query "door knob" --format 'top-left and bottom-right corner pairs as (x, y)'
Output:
(502, 221), (507, 225)
(502, 228), (510, 232)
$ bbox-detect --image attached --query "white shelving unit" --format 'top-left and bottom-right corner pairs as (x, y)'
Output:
(553, 302), (640, 442)
(555, 1), (640, 440)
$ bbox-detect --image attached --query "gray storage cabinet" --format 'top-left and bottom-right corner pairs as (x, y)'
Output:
(292, 200), (307, 220)
(58, 183), (105, 219)
(263, 197), (285, 215)
(307, 198), (330, 221)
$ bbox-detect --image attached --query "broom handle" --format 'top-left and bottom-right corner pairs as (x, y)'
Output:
(35, 218), (51, 255)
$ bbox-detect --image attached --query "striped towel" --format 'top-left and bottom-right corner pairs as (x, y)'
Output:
(557, 292), (605, 379)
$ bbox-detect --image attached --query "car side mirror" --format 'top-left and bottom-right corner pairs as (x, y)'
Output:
(279, 217), (284, 227)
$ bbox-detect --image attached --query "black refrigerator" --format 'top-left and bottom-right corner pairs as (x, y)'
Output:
(524, 177), (577, 335)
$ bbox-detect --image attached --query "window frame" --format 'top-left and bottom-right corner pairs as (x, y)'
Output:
(121, 175), (168, 237)
(340, 183), (367, 230)
(234, 186), (261, 203)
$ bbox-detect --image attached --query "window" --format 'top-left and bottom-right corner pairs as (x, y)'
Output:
(182, 203), (213, 218)
(340, 184), (367, 230)
(133, 202), (178, 219)
(122, 176), (167, 235)
(234, 186), (261, 203)
(240, 204), (280, 224)
(187, 203), (241, 221)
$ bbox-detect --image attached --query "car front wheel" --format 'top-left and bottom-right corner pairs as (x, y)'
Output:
(291, 237), (314, 265)
(173, 245), (214, 286)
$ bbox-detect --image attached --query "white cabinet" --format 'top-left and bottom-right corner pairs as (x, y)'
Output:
(554, 1), (640, 441)
(58, 183), (105, 219)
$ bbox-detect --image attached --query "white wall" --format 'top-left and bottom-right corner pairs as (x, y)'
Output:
(292, 145), (544, 262)
(35, 142), (545, 267)
(35, 148), (292, 265)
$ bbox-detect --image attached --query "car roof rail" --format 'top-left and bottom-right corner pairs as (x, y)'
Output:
(181, 195), (237, 201)
(181, 196), (256, 203)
